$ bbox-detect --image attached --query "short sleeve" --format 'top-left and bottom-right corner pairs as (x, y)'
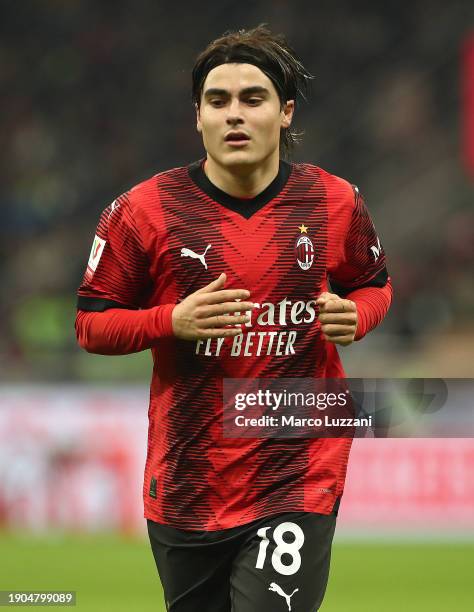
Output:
(77, 194), (152, 311)
(329, 186), (389, 297)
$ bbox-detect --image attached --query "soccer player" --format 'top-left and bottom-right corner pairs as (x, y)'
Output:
(76, 26), (392, 612)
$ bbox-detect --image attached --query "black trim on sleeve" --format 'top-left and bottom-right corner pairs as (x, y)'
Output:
(329, 267), (389, 298)
(76, 296), (138, 312)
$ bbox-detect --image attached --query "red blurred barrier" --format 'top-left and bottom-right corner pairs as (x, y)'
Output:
(341, 438), (474, 533)
(462, 32), (474, 178)
(0, 387), (473, 536)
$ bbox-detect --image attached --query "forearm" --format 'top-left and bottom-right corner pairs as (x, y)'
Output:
(75, 305), (175, 355)
(347, 280), (393, 340)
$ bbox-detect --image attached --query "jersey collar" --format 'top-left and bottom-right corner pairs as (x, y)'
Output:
(188, 158), (292, 219)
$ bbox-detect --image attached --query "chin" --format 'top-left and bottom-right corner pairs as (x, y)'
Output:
(218, 150), (262, 169)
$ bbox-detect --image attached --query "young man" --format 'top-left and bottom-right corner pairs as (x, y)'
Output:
(76, 26), (392, 612)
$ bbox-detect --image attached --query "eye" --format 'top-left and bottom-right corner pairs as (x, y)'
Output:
(246, 97), (263, 106)
(209, 99), (226, 107)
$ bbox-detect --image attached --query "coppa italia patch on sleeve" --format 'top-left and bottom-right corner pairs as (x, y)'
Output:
(87, 235), (106, 273)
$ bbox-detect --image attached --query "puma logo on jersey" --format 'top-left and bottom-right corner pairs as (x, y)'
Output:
(370, 237), (382, 261)
(180, 244), (211, 269)
(107, 199), (120, 218)
(268, 582), (299, 611)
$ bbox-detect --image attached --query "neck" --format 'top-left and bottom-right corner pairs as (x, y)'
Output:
(204, 152), (280, 199)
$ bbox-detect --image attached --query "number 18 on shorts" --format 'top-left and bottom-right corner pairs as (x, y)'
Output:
(148, 509), (338, 612)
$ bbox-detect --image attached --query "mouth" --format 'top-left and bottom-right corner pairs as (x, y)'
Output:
(224, 132), (251, 147)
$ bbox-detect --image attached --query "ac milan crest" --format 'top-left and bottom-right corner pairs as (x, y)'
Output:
(295, 232), (314, 270)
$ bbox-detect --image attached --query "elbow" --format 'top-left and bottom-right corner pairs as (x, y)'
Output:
(75, 309), (121, 355)
(75, 310), (97, 353)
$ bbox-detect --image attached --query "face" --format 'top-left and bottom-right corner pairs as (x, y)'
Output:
(196, 63), (294, 169)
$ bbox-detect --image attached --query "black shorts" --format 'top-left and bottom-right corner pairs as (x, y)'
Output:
(147, 502), (339, 612)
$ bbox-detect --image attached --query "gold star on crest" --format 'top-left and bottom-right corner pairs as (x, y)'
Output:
(298, 224), (308, 233)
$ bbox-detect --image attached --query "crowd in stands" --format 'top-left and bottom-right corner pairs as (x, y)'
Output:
(1, 0), (472, 380)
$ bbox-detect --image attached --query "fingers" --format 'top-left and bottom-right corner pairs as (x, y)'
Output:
(198, 314), (250, 329)
(315, 292), (339, 307)
(322, 334), (354, 346)
(194, 274), (251, 304)
(195, 327), (243, 339)
(317, 296), (356, 314)
(317, 291), (339, 312)
(195, 302), (254, 318)
(320, 324), (356, 337)
(318, 312), (357, 325)
(317, 292), (357, 346)
(194, 272), (227, 294)
(201, 289), (251, 305)
(172, 273), (253, 340)
(320, 323), (356, 346)
(319, 300), (354, 313)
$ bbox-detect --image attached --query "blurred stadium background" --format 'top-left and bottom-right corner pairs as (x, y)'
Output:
(1, 1), (473, 610)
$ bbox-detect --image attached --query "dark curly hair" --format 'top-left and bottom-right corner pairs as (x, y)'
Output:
(192, 25), (313, 157)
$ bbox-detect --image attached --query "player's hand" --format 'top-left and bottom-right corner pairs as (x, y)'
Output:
(172, 273), (254, 340)
(316, 291), (358, 346)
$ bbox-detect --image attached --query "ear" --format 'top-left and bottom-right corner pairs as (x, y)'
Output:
(195, 103), (202, 133)
(281, 99), (295, 129)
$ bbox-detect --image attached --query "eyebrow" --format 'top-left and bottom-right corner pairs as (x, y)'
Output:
(203, 86), (270, 99)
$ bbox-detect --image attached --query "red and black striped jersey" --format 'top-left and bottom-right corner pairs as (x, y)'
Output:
(77, 160), (390, 530)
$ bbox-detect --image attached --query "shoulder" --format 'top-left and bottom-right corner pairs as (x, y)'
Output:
(107, 165), (192, 233)
(125, 165), (189, 208)
(291, 162), (356, 208)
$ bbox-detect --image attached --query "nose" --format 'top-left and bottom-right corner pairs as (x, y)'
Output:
(226, 99), (244, 126)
